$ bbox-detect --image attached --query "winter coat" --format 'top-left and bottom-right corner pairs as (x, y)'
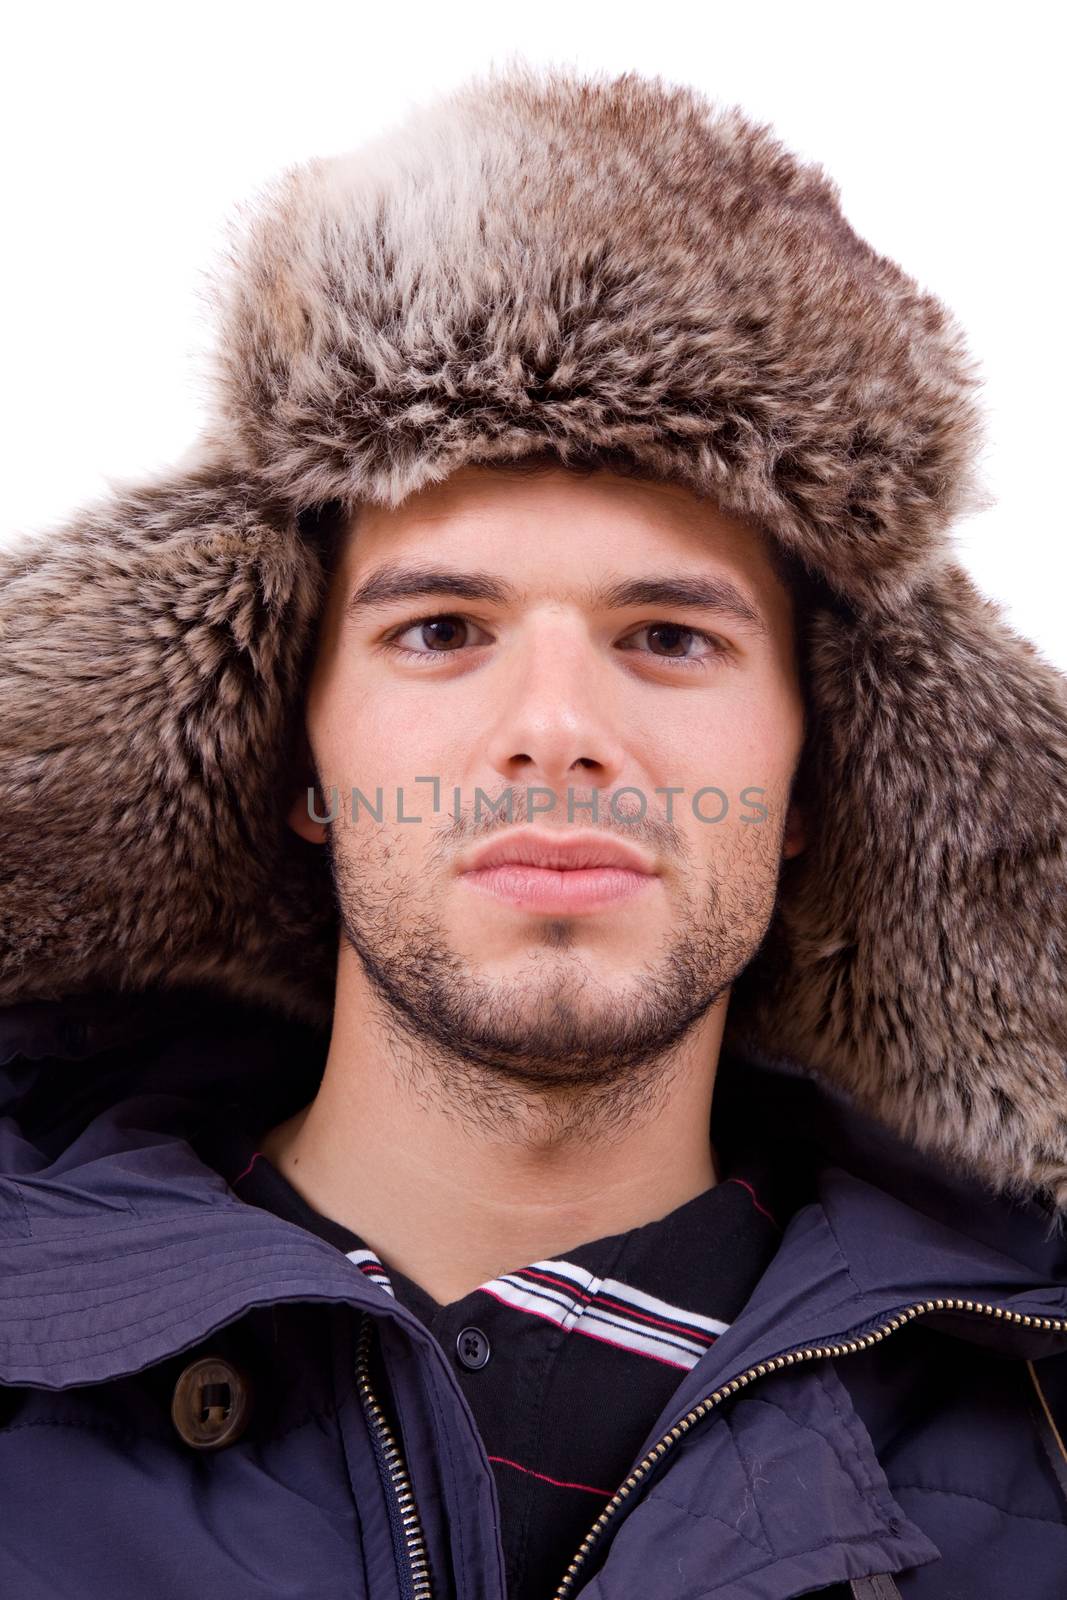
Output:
(2, 987), (1067, 1599)
(2, 60), (1066, 1600)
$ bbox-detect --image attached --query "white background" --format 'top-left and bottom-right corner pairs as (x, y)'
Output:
(3, 1), (1063, 667)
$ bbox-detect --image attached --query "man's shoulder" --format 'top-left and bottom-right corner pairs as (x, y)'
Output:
(0, 986), (327, 1162)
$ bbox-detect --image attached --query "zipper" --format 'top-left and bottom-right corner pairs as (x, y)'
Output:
(550, 1296), (1067, 1600)
(354, 1312), (434, 1600)
(353, 1296), (1067, 1600)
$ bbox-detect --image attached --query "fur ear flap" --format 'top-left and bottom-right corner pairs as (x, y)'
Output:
(0, 463), (338, 1028)
(726, 560), (1067, 1204)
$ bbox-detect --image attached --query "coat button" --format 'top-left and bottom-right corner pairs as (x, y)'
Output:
(456, 1326), (491, 1370)
(171, 1354), (253, 1450)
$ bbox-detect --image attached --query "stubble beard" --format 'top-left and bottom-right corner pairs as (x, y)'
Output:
(323, 812), (784, 1145)
(319, 806), (783, 1145)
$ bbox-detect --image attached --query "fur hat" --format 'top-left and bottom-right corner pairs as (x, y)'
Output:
(3, 63), (1065, 1207)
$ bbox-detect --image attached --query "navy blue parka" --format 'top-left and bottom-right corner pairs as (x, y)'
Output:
(2, 985), (1066, 1599)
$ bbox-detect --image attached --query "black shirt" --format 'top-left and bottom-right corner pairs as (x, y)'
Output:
(222, 1129), (781, 1600)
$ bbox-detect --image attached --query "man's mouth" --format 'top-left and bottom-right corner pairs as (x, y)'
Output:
(457, 829), (659, 915)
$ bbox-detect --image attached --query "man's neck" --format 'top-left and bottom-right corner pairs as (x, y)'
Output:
(259, 970), (727, 1307)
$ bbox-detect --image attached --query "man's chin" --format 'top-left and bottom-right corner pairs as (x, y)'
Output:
(381, 967), (719, 1082)
(335, 872), (746, 1078)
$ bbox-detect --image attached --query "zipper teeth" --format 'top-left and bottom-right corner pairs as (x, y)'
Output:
(551, 1297), (1067, 1600)
(355, 1314), (434, 1600)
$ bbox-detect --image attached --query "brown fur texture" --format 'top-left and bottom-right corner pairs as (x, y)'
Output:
(2, 63), (1065, 1207)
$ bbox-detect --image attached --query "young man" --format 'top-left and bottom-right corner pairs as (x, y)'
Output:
(1, 62), (1066, 1600)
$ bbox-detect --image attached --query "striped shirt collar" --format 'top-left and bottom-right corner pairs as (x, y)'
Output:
(227, 1136), (782, 1373)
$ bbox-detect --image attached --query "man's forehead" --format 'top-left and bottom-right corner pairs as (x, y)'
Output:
(339, 470), (786, 593)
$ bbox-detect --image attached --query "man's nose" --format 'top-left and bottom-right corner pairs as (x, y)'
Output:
(483, 617), (628, 797)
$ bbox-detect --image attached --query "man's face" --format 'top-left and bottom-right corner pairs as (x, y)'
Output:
(290, 464), (806, 1090)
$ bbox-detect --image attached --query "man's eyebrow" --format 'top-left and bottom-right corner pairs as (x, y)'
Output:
(345, 567), (519, 617)
(594, 576), (767, 634)
(344, 565), (766, 633)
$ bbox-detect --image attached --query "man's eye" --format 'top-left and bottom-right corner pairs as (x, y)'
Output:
(386, 614), (490, 654)
(620, 623), (727, 662)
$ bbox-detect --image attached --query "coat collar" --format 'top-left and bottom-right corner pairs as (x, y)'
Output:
(2, 988), (1066, 1392)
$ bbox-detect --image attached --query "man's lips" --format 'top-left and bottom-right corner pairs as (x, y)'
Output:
(457, 830), (659, 914)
